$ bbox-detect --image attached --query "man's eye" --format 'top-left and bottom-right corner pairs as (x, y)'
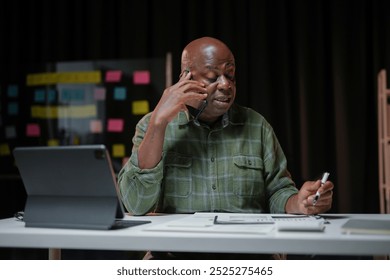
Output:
(226, 75), (235, 82)
(206, 77), (218, 83)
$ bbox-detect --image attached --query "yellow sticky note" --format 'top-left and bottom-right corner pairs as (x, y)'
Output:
(27, 71), (101, 86)
(57, 105), (97, 119)
(132, 100), (149, 115)
(26, 73), (57, 86)
(31, 105), (58, 118)
(0, 143), (11, 156)
(47, 139), (59, 146)
(31, 106), (43, 118)
(112, 144), (125, 158)
(46, 106), (58, 118)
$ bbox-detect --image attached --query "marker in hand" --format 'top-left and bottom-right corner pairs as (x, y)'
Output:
(313, 172), (330, 206)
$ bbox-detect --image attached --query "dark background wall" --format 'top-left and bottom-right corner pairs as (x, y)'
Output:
(1, 0), (389, 223)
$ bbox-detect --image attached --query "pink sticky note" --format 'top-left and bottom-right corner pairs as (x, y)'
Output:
(94, 87), (106, 100)
(105, 70), (122, 82)
(133, 70), (150, 85)
(107, 119), (124, 132)
(90, 120), (103, 133)
(26, 123), (41, 137)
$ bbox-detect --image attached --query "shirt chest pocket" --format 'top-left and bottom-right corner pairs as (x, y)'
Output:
(163, 153), (193, 197)
(232, 155), (264, 196)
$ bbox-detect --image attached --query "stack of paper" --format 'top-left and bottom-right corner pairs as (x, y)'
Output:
(341, 219), (390, 235)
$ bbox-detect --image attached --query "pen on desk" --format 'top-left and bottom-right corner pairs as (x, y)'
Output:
(313, 172), (330, 206)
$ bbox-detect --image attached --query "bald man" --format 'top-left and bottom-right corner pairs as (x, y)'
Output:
(118, 37), (333, 259)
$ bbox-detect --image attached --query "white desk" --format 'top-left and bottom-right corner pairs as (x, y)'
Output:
(0, 213), (390, 257)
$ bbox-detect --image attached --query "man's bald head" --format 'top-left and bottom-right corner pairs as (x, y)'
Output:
(181, 37), (234, 71)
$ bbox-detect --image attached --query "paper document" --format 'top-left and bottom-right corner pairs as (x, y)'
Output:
(143, 213), (274, 234)
(341, 219), (390, 235)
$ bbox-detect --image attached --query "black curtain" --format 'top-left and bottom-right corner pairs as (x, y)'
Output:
(1, 0), (390, 214)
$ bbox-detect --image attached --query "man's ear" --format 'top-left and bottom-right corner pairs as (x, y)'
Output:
(179, 67), (191, 79)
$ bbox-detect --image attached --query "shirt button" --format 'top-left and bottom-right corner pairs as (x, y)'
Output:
(212, 184), (216, 190)
(211, 157), (215, 162)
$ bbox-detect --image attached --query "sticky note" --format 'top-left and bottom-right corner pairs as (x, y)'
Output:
(47, 139), (59, 146)
(34, 89), (46, 102)
(26, 123), (41, 137)
(47, 89), (57, 103)
(0, 143), (11, 156)
(112, 144), (125, 157)
(31, 105), (57, 118)
(61, 88), (85, 102)
(90, 120), (103, 133)
(107, 119), (124, 132)
(7, 85), (18, 98)
(31, 105), (96, 119)
(72, 89), (85, 101)
(27, 73), (57, 86)
(60, 89), (71, 102)
(72, 136), (80, 145)
(58, 105), (96, 118)
(133, 70), (150, 85)
(113, 87), (127, 100)
(57, 71), (102, 84)
(5, 126), (16, 139)
(105, 70), (122, 82)
(94, 87), (106, 100)
(8, 102), (18, 115)
(27, 71), (101, 86)
(132, 100), (149, 115)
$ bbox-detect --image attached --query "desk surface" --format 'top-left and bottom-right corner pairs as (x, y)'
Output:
(1, 213), (390, 256)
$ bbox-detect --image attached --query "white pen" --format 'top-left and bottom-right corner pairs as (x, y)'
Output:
(313, 172), (330, 206)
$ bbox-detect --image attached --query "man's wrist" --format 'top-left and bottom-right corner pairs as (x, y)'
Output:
(285, 193), (299, 214)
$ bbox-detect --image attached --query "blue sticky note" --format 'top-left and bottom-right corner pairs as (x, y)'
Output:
(7, 85), (18, 98)
(71, 88), (85, 101)
(114, 87), (127, 100)
(61, 88), (85, 102)
(34, 89), (46, 102)
(47, 89), (56, 103)
(8, 102), (18, 115)
(61, 89), (71, 102)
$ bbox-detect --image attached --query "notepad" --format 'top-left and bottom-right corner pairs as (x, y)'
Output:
(341, 219), (390, 235)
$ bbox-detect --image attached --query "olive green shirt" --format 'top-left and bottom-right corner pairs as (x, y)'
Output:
(118, 103), (298, 215)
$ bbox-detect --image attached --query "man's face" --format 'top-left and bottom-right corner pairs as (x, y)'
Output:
(188, 45), (236, 123)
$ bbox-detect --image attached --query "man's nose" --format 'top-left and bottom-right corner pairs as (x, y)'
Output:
(217, 75), (231, 91)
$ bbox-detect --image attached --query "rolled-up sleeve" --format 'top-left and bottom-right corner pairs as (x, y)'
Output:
(262, 127), (298, 213)
(118, 114), (163, 215)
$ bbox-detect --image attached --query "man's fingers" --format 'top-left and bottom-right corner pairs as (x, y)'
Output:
(179, 70), (193, 81)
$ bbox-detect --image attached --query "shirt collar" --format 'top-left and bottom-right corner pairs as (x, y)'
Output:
(177, 103), (246, 128)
